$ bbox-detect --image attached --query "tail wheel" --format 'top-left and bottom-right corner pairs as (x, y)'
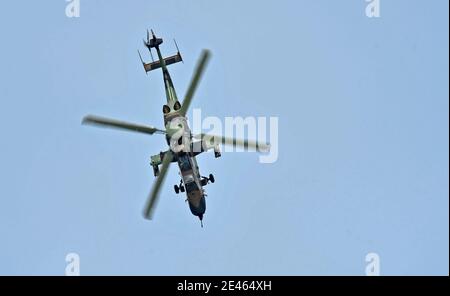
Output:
(152, 165), (160, 177)
(209, 174), (215, 183)
(174, 185), (180, 194)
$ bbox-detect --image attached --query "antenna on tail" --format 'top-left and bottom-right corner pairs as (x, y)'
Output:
(137, 50), (147, 75)
(174, 39), (183, 63)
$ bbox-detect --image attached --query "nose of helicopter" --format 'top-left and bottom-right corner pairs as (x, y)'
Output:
(187, 191), (206, 218)
(188, 196), (206, 216)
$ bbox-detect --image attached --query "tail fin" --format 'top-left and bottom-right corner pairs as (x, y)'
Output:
(144, 29), (163, 49)
(140, 31), (183, 73)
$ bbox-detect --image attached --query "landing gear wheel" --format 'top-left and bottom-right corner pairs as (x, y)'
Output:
(209, 174), (215, 183)
(174, 185), (180, 194)
(180, 185), (185, 193)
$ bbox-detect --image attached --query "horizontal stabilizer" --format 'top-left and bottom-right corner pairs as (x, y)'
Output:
(143, 52), (182, 73)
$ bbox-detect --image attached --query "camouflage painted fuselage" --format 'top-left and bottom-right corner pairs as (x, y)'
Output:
(163, 112), (206, 220)
(155, 42), (206, 221)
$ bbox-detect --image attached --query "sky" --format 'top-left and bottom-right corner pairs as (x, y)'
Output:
(0, 0), (448, 275)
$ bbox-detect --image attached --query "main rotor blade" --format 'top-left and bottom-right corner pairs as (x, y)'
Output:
(179, 50), (211, 116)
(82, 115), (165, 135)
(194, 133), (271, 153)
(143, 150), (174, 219)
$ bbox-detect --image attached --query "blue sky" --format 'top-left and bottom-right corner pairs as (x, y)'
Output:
(0, 0), (448, 275)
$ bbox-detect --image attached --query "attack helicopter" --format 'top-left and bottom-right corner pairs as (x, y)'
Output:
(82, 30), (270, 226)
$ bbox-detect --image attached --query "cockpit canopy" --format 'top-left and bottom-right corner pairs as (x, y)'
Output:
(179, 154), (192, 171)
(185, 181), (198, 192)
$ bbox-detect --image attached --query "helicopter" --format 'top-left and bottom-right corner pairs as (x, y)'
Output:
(82, 30), (270, 226)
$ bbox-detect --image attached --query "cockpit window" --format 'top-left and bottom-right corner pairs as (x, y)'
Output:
(185, 181), (198, 192)
(179, 155), (192, 171)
